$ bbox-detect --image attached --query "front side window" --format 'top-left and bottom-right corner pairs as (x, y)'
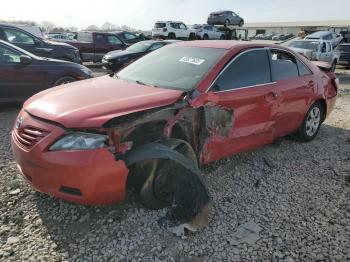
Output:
(270, 50), (299, 81)
(3, 28), (35, 45)
(107, 35), (122, 45)
(0, 44), (21, 63)
(213, 49), (271, 91)
(179, 24), (187, 30)
(116, 46), (226, 91)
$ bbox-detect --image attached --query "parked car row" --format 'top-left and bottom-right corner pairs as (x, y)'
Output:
(0, 40), (91, 102)
(254, 33), (294, 41)
(0, 23), (82, 63)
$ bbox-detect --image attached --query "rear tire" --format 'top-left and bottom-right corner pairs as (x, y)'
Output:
(239, 20), (244, 27)
(225, 19), (230, 28)
(331, 60), (337, 72)
(296, 102), (323, 142)
(220, 34), (225, 40)
(53, 76), (76, 86)
(203, 34), (209, 40)
(189, 33), (196, 40)
(168, 33), (176, 39)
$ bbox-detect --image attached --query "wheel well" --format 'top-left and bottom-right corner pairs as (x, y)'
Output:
(316, 99), (327, 122)
(123, 121), (195, 153)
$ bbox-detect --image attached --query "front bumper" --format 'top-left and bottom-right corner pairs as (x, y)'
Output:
(11, 110), (129, 205)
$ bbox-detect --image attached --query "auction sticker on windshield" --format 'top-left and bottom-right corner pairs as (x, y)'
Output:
(179, 56), (205, 65)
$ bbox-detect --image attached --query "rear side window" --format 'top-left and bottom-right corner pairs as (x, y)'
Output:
(170, 23), (180, 29)
(214, 49), (271, 91)
(96, 34), (107, 45)
(0, 44), (21, 63)
(155, 23), (166, 28)
(77, 32), (93, 42)
(270, 50), (299, 81)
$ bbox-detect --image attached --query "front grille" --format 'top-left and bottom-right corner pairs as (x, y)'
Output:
(15, 126), (49, 149)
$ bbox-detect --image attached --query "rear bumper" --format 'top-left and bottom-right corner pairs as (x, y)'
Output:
(11, 111), (129, 205)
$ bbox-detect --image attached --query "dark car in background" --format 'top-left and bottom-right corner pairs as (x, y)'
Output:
(102, 40), (179, 72)
(0, 24), (81, 63)
(66, 31), (128, 63)
(114, 31), (149, 44)
(336, 43), (350, 68)
(0, 40), (91, 103)
(207, 10), (244, 27)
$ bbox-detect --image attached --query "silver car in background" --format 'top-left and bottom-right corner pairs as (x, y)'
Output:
(207, 10), (244, 27)
(305, 31), (343, 47)
(192, 24), (225, 40)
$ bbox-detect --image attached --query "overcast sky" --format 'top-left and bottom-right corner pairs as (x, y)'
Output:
(1, 0), (349, 30)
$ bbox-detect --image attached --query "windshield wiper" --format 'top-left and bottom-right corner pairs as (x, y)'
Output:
(135, 80), (158, 88)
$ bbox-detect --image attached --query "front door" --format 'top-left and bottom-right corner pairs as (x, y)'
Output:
(198, 48), (278, 164)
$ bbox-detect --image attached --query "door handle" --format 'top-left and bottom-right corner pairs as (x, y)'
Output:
(307, 81), (315, 87)
(264, 91), (278, 101)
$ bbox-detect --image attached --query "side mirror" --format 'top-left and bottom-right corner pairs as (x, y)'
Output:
(35, 39), (43, 46)
(19, 55), (32, 65)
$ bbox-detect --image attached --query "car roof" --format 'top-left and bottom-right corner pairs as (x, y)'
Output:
(155, 21), (184, 24)
(169, 40), (286, 50)
(307, 31), (332, 38)
(210, 10), (232, 14)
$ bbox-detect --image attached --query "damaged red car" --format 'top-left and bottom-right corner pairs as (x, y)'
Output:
(11, 41), (338, 224)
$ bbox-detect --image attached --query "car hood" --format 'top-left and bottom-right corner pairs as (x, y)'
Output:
(24, 76), (184, 128)
(106, 50), (140, 59)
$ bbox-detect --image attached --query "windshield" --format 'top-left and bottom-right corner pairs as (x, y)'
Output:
(116, 46), (226, 91)
(288, 41), (320, 51)
(126, 42), (153, 52)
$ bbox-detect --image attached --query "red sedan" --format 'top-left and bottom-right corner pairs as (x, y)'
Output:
(11, 41), (338, 220)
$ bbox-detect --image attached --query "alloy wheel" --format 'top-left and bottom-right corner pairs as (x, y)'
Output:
(306, 107), (321, 137)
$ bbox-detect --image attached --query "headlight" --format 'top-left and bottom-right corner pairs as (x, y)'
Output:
(118, 56), (129, 62)
(49, 132), (107, 151)
(80, 66), (92, 77)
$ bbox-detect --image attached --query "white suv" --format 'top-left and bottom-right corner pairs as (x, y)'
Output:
(192, 24), (225, 40)
(152, 21), (196, 40)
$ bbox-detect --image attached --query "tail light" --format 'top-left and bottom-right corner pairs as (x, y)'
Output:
(163, 28), (167, 32)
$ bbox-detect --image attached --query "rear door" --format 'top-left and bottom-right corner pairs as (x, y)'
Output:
(93, 34), (109, 62)
(200, 48), (278, 164)
(269, 49), (315, 137)
(0, 43), (48, 102)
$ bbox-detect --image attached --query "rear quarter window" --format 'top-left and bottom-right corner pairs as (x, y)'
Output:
(270, 50), (299, 81)
(155, 23), (166, 28)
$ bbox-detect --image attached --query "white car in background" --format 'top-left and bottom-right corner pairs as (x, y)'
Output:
(288, 39), (340, 72)
(192, 24), (225, 40)
(152, 21), (196, 40)
(305, 31), (343, 47)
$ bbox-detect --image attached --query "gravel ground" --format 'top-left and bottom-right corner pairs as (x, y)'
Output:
(0, 68), (349, 261)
